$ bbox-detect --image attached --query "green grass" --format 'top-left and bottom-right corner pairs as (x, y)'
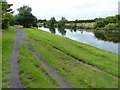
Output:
(14, 25), (23, 29)
(18, 44), (59, 88)
(22, 38), (118, 88)
(2, 27), (15, 88)
(22, 28), (118, 88)
(24, 28), (118, 77)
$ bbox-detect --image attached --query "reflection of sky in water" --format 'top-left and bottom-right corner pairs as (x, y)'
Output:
(38, 27), (119, 55)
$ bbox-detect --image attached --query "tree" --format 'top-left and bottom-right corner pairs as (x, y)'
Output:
(15, 5), (37, 28)
(48, 17), (57, 27)
(75, 19), (79, 23)
(1, 1), (13, 29)
(58, 17), (67, 28)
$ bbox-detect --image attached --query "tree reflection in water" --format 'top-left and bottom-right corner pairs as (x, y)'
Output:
(69, 28), (77, 32)
(49, 26), (56, 34)
(47, 26), (119, 43)
(58, 27), (66, 36)
(94, 31), (120, 43)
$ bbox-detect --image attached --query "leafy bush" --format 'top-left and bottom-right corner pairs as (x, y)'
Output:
(94, 19), (105, 28)
(104, 23), (118, 30)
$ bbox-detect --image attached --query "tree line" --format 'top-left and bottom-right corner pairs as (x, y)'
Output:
(94, 15), (120, 30)
(37, 18), (96, 24)
(2, 1), (120, 31)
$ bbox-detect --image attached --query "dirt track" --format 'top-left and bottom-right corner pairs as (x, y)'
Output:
(10, 27), (71, 88)
(10, 27), (28, 88)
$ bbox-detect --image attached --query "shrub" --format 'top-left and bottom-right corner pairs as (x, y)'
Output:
(104, 23), (118, 30)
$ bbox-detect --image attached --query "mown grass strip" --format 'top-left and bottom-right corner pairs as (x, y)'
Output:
(18, 44), (59, 88)
(2, 27), (15, 88)
(50, 45), (117, 77)
(23, 38), (118, 88)
(24, 28), (118, 77)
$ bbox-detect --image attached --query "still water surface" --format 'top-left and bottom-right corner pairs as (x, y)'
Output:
(38, 27), (119, 55)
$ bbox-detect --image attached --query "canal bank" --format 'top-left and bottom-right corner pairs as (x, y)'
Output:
(38, 27), (119, 55)
(23, 27), (118, 77)
(22, 27), (118, 88)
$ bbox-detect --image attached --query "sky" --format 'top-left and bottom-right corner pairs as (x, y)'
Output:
(7, 0), (119, 20)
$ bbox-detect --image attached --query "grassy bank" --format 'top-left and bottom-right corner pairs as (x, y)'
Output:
(23, 28), (118, 88)
(24, 28), (118, 77)
(2, 27), (15, 88)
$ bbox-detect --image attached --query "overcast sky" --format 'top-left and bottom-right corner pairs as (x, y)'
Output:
(7, 0), (119, 20)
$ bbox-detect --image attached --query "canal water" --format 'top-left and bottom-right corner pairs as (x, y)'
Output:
(38, 27), (119, 55)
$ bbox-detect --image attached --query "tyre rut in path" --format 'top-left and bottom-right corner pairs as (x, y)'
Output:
(10, 27), (28, 88)
(25, 44), (72, 88)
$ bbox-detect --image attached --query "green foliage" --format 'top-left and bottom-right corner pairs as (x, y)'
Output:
(116, 14), (120, 30)
(58, 17), (67, 28)
(68, 19), (95, 23)
(1, 1), (13, 29)
(48, 17), (57, 27)
(94, 15), (119, 30)
(116, 14), (120, 20)
(17, 5), (32, 14)
(15, 5), (37, 28)
(104, 23), (118, 30)
(94, 19), (105, 28)
(37, 19), (47, 23)
(37, 19), (48, 27)
(10, 16), (16, 26)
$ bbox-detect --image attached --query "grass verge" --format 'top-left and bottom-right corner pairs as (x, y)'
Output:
(2, 27), (15, 88)
(24, 28), (118, 77)
(18, 44), (59, 88)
